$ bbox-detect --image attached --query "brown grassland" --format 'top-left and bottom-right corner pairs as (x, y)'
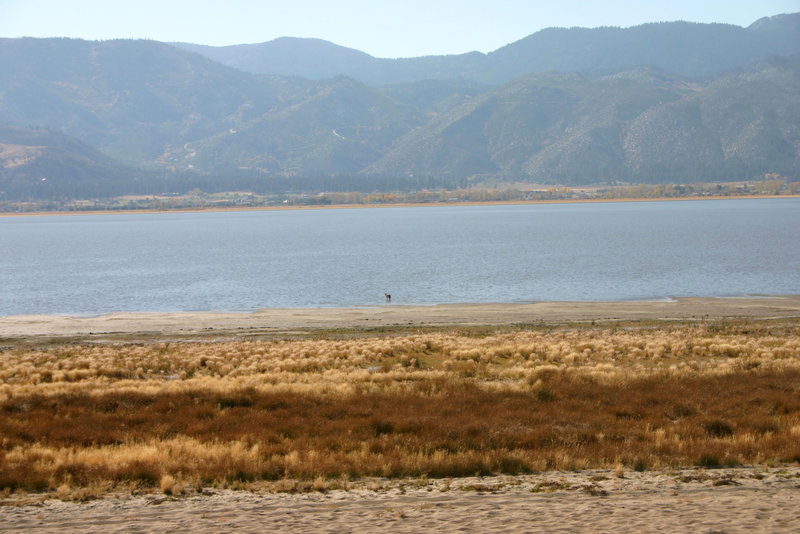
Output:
(1, 319), (800, 499)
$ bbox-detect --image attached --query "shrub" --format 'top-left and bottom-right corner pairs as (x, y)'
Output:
(371, 420), (395, 436)
(704, 420), (734, 438)
(633, 458), (648, 472)
(535, 388), (556, 402)
(696, 453), (721, 468)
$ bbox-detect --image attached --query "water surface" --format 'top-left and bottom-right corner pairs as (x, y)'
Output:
(1, 199), (797, 315)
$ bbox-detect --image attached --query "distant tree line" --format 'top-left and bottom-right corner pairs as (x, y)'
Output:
(3, 178), (798, 213)
(1, 168), (474, 202)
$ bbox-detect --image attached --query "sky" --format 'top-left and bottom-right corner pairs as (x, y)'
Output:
(1, 0), (798, 58)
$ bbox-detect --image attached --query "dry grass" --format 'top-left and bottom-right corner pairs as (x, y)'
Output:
(1, 319), (799, 495)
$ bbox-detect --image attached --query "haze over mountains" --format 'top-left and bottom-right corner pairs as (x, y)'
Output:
(1, 14), (799, 200)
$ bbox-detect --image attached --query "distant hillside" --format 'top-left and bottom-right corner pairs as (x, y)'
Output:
(174, 14), (800, 84)
(177, 38), (377, 81)
(0, 37), (307, 165)
(0, 125), (141, 199)
(364, 57), (800, 183)
(175, 76), (425, 176)
(1, 16), (799, 200)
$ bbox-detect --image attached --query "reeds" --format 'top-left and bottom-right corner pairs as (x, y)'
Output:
(1, 320), (799, 493)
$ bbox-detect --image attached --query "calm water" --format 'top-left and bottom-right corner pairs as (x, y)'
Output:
(1, 199), (798, 316)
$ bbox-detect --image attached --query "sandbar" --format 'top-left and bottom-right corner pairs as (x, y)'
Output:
(2, 295), (799, 341)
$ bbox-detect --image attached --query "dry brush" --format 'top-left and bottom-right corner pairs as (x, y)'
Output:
(1, 320), (799, 495)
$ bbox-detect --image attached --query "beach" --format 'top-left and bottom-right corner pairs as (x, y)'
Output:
(3, 467), (800, 533)
(2, 295), (800, 341)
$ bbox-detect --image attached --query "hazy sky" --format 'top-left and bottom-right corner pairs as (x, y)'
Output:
(1, 0), (797, 57)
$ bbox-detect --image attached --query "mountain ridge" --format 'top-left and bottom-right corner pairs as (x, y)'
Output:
(1, 14), (799, 200)
(173, 13), (800, 84)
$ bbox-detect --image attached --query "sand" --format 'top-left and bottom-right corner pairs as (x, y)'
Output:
(2, 295), (800, 342)
(2, 467), (799, 533)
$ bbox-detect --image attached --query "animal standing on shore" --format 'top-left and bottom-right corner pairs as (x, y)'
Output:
(385, 293), (391, 303)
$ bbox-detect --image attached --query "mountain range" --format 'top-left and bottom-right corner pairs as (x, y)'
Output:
(175, 15), (800, 85)
(1, 13), (799, 200)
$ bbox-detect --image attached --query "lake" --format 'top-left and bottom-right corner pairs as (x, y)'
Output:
(1, 198), (798, 316)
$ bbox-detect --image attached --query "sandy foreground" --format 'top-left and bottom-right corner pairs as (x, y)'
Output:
(2, 467), (799, 533)
(2, 295), (800, 341)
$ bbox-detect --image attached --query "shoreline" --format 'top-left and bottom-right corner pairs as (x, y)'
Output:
(3, 295), (799, 341)
(3, 466), (800, 532)
(1, 194), (797, 218)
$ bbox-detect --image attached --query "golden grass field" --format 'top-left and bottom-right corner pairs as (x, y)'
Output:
(2, 317), (799, 502)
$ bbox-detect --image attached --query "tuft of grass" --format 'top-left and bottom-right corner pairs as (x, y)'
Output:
(312, 476), (329, 492)
(614, 464), (625, 479)
(160, 474), (176, 495)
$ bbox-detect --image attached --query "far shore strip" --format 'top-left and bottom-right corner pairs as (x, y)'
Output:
(2, 194), (798, 218)
(2, 296), (799, 340)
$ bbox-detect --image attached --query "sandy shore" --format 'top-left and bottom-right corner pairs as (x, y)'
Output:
(2, 467), (799, 533)
(2, 295), (799, 341)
